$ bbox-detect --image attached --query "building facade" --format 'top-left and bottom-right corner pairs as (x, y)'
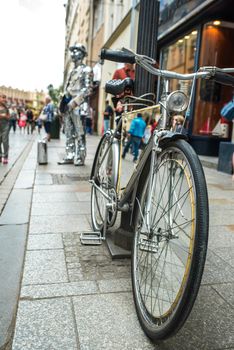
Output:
(64, 0), (137, 134)
(0, 86), (45, 113)
(158, 0), (234, 155)
(64, 0), (234, 155)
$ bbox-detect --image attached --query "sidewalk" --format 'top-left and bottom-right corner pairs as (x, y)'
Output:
(1, 132), (234, 349)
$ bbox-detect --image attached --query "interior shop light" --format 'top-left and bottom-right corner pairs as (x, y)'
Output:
(184, 35), (190, 39)
(191, 30), (198, 35)
(213, 20), (221, 26)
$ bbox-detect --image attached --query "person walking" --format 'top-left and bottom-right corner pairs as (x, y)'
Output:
(42, 96), (54, 141)
(122, 113), (146, 163)
(0, 94), (10, 164)
(112, 63), (135, 80)
(9, 105), (18, 133)
(85, 106), (93, 135)
(26, 108), (34, 134)
(18, 109), (27, 133)
(103, 100), (113, 132)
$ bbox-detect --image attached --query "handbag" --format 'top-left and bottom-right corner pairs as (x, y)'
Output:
(19, 118), (26, 127)
(39, 112), (47, 121)
(220, 100), (234, 121)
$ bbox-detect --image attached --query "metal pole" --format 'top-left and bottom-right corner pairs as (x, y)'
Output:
(135, 0), (160, 100)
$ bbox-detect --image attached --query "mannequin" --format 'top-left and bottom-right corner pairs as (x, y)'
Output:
(59, 44), (93, 165)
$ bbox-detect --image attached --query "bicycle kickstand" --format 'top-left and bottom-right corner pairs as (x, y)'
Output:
(80, 203), (109, 245)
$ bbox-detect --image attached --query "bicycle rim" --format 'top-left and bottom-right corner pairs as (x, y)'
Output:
(91, 136), (119, 231)
(132, 139), (208, 340)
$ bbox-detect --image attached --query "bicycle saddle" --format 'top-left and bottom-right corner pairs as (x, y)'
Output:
(105, 78), (134, 95)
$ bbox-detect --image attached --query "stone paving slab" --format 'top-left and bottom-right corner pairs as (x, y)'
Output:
(22, 250), (68, 285)
(208, 225), (234, 249)
(14, 170), (35, 189)
(209, 208), (234, 226)
(212, 246), (234, 267)
(27, 233), (63, 250)
(31, 201), (90, 216)
(62, 232), (131, 282)
(73, 293), (154, 350)
(32, 192), (78, 203)
(202, 250), (234, 285)
(0, 133), (30, 184)
(208, 188), (234, 200)
(29, 215), (90, 234)
(98, 278), (131, 293)
(212, 282), (234, 308)
(12, 299), (78, 350)
(21, 281), (98, 299)
(75, 192), (91, 201)
(34, 173), (53, 185)
(0, 189), (32, 225)
(33, 184), (84, 192)
(0, 225), (27, 349)
(0, 192), (9, 200)
(165, 285), (234, 350)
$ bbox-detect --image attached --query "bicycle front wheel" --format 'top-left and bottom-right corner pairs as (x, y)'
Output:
(132, 139), (209, 340)
(91, 134), (119, 232)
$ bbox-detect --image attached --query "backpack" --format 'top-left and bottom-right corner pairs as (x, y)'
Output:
(220, 100), (234, 121)
(59, 94), (72, 113)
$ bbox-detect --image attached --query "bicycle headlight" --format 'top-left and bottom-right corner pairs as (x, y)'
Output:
(167, 91), (188, 113)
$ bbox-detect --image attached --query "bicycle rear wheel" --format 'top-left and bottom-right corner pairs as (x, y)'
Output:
(132, 139), (209, 340)
(91, 134), (119, 232)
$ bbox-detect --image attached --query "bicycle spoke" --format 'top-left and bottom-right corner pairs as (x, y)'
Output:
(133, 144), (199, 322)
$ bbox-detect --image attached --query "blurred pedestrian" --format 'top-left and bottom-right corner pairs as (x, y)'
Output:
(18, 110), (27, 133)
(9, 105), (18, 133)
(0, 94), (10, 164)
(86, 106), (93, 135)
(26, 108), (35, 134)
(171, 115), (186, 133)
(112, 63), (135, 80)
(103, 100), (113, 132)
(36, 115), (43, 134)
(122, 113), (146, 163)
(143, 115), (151, 146)
(42, 96), (54, 141)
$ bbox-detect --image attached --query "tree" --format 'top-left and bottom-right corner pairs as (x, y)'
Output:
(47, 84), (63, 106)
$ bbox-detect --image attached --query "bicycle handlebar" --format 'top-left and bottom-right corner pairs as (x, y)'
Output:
(100, 48), (234, 85)
(100, 49), (136, 64)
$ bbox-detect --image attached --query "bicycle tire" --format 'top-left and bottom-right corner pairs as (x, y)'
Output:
(91, 134), (119, 232)
(132, 139), (209, 341)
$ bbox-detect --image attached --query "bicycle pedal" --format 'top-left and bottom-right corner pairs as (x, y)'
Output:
(80, 231), (104, 245)
(139, 238), (158, 253)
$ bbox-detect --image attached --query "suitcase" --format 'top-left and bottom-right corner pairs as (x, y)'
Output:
(37, 140), (48, 164)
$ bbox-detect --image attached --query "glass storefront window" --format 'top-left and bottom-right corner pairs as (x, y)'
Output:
(161, 30), (198, 96)
(193, 22), (234, 137)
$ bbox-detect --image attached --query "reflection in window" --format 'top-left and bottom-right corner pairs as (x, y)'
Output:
(161, 30), (198, 96)
(193, 22), (234, 137)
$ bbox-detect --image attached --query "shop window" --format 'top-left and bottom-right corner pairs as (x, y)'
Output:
(193, 22), (234, 137)
(161, 30), (198, 96)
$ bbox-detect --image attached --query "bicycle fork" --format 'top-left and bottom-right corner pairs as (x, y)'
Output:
(144, 132), (162, 233)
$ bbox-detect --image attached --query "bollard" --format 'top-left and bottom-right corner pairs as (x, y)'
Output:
(37, 140), (48, 164)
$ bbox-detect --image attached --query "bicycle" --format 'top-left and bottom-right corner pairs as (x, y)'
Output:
(81, 48), (234, 341)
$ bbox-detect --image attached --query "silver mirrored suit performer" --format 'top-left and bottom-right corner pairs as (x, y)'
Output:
(59, 44), (93, 165)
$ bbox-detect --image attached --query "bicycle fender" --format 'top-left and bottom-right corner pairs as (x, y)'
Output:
(90, 134), (107, 180)
(159, 131), (187, 148)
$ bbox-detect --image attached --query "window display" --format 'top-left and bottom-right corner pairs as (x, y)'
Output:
(161, 30), (198, 132)
(193, 22), (234, 137)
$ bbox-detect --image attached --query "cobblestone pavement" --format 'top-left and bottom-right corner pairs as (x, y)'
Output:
(1, 132), (233, 349)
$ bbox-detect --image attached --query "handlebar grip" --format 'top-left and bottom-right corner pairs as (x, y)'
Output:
(100, 49), (136, 64)
(213, 72), (234, 87)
